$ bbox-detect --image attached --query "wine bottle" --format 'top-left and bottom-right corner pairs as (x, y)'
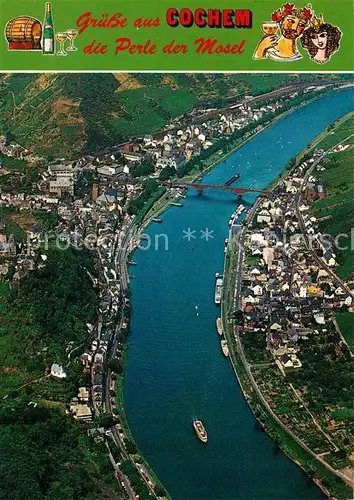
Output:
(42, 2), (55, 54)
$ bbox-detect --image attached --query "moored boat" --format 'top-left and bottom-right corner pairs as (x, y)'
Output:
(214, 274), (223, 305)
(221, 339), (229, 357)
(193, 419), (208, 443)
(216, 317), (223, 336)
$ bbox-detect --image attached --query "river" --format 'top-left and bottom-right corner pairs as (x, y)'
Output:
(124, 88), (354, 499)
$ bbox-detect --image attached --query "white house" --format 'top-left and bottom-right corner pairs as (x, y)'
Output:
(317, 269), (329, 282)
(344, 296), (353, 306)
(250, 267), (261, 276)
(314, 312), (325, 325)
(257, 209), (271, 224)
(51, 364), (67, 379)
(280, 354), (294, 368)
(243, 295), (256, 304)
(251, 233), (266, 247)
(252, 284), (263, 296)
(322, 252), (336, 267)
(270, 207), (283, 220)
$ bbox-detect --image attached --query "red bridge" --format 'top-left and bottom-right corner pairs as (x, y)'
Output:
(161, 181), (271, 197)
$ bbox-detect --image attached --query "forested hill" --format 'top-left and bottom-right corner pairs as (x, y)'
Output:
(0, 247), (122, 499)
(0, 73), (351, 158)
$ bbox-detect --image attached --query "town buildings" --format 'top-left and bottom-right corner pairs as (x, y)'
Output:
(239, 149), (353, 375)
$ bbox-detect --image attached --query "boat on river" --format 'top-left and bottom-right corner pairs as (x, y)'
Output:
(216, 317), (223, 336)
(193, 419), (208, 443)
(224, 173), (240, 186)
(221, 340), (229, 357)
(214, 274), (223, 304)
(228, 204), (245, 227)
(126, 88), (354, 498)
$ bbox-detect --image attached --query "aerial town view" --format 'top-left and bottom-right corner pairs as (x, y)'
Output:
(0, 73), (353, 500)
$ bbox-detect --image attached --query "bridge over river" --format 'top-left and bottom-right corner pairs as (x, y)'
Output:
(161, 181), (271, 197)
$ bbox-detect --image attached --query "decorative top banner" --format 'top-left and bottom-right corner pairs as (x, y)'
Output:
(0, 0), (353, 71)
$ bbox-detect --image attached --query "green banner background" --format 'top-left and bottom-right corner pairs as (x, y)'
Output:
(0, 0), (353, 71)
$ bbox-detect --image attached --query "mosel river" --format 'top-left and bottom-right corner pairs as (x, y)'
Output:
(124, 88), (354, 499)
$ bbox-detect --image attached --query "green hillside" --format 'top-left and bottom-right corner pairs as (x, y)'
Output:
(0, 73), (351, 158)
(0, 248), (121, 499)
(312, 112), (354, 279)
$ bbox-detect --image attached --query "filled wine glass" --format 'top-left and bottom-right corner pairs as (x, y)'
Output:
(66, 29), (78, 51)
(57, 32), (68, 55)
(262, 21), (278, 36)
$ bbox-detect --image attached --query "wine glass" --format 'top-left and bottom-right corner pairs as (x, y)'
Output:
(262, 21), (278, 36)
(66, 29), (78, 51)
(57, 32), (68, 56)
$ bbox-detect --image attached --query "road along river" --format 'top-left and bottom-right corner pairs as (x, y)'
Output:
(124, 88), (354, 499)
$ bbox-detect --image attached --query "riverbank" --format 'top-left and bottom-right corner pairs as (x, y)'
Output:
(111, 93), (296, 465)
(111, 330), (171, 498)
(221, 123), (354, 498)
(266, 109), (354, 190)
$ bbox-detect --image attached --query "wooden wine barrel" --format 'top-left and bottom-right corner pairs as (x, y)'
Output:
(5, 17), (42, 44)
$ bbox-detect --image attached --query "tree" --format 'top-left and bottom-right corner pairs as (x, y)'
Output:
(5, 264), (15, 281)
(233, 309), (244, 325)
(124, 439), (138, 454)
(127, 179), (159, 215)
(320, 282), (331, 295)
(159, 165), (175, 181)
(286, 157), (296, 170)
(131, 162), (154, 178)
(109, 358), (123, 374)
(95, 413), (115, 429)
(4, 131), (15, 144)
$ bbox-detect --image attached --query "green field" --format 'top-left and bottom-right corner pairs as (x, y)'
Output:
(336, 312), (354, 352)
(336, 248), (354, 280)
(313, 113), (354, 150)
(0, 282), (9, 296)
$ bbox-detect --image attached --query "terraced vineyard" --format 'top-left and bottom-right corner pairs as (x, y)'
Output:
(0, 74), (84, 158)
(0, 73), (352, 158)
(113, 86), (196, 136)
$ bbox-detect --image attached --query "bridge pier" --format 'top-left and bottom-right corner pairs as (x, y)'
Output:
(196, 189), (203, 196)
(237, 194), (243, 201)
